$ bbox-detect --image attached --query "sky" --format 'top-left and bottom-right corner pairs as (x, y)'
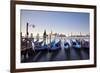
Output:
(20, 10), (89, 37)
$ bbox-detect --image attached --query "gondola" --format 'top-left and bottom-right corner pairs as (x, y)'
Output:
(32, 40), (48, 52)
(49, 40), (61, 52)
(82, 39), (89, 49)
(64, 41), (70, 50)
(70, 39), (81, 49)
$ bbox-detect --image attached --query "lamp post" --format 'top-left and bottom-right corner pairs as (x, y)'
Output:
(26, 22), (35, 48)
(26, 22), (35, 39)
(26, 22), (36, 58)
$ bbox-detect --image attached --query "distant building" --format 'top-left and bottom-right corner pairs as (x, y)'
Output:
(59, 34), (66, 37)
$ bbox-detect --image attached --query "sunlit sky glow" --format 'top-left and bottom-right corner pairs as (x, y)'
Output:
(20, 10), (89, 37)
